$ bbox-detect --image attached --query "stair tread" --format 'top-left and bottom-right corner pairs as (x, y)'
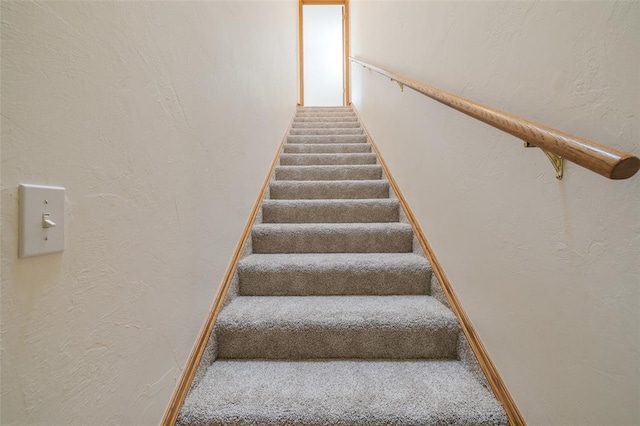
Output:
(271, 179), (387, 187)
(261, 199), (398, 223)
(275, 165), (382, 181)
(262, 198), (397, 207)
(252, 222), (412, 236)
(178, 360), (508, 426)
(292, 121), (361, 128)
(251, 222), (413, 253)
(290, 128), (364, 135)
(295, 113), (356, 117)
(297, 106), (353, 110)
(238, 253), (430, 296)
(240, 252), (428, 270)
(217, 295), (457, 330)
(276, 164), (380, 169)
(279, 153), (377, 165)
(280, 152), (375, 158)
(271, 179), (386, 183)
(288, 134), (367, 143)
(216, 295), (458, 359)
(280, 152), (374, 156)
(294, 116), (358, 122)
(253, 221), (410, 228)
(283, 143), (372, 153)
(269, 180), (389, 199)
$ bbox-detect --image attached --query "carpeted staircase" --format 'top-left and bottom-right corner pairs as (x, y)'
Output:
(177, 107), (508, 425)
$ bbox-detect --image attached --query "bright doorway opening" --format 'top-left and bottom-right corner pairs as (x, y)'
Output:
(299, 0), (350, 106)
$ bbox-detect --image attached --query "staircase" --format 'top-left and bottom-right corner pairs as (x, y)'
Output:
(177, 107), (508, 425)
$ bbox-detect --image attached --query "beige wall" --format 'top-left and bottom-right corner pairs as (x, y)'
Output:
(0, 1), (297, 424)
(351, 1), (639, 425)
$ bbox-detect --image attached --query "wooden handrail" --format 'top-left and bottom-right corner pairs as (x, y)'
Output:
(351, 57), (640, 180)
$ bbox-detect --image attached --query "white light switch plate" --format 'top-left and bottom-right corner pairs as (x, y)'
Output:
(19, 184), (65, 258)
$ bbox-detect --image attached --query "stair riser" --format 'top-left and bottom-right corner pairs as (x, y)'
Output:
(297, 107), (352, 112)
(275, 166), (382, 181)
(216, 328), (458, 359)
(262, 202), (398, 223)
(238, 269), (430, 296)
(288, 135), (368, 144)
(269, 181), (389, 199)
(294, 117), (359, 122)
(280, 154), (377, 166)
(284, 144), (371, 154)
(292, 122), (361, 128)
(251, 228), (413, 253)
(295, 113), (356, 118)
(290, 128), (364, 135)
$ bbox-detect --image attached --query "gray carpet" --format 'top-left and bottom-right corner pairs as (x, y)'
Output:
(179, 361), (506, 426)
(275, 165), (383, 180)
(284, 143), (371, 153)
(237, 253), (431, 296)
(279, 153), (377, 165)
(261, 199), (399, 223)
(270, 180), (389, 199)
(177, 106), (508, 425)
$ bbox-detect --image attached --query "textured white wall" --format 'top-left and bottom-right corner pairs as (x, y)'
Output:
(351, 1), (639, 425)
(0, 1), (297, 425)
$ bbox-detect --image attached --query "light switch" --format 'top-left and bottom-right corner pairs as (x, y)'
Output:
(19, 184), (65, 258)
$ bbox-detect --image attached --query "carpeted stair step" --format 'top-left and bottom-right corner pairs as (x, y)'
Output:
(288, 134), (368, 144)
(177, 360), (508, 426)
(296, 111), (355, 117)
(251, 223), (413, 253)
(283, 143), (371, 153)
(298, 107), (353, 111)
(215, 296), (460, 359)
(279, 153), (377, 166)
(294, 115), (356, 120)
(297, 106), (352, 111)
(262, 199), (398, 223)
(237, 253), (431, 296)
(289, 128), (364, 135)
(275, 165), (382, 181)
(292, 121), (361, 129)
(269, 180), (389, 199)
(294, 116), (359, 123)
(296, 109), (353, 115)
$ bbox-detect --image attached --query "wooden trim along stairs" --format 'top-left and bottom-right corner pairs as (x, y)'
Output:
(352, 106), (526, 426)
(160, 116), (295, 426)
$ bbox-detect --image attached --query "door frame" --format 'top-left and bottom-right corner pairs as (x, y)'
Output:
(298, 0), (350, 106)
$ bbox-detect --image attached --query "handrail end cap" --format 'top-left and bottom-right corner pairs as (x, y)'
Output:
(610, 156), (640, 180)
